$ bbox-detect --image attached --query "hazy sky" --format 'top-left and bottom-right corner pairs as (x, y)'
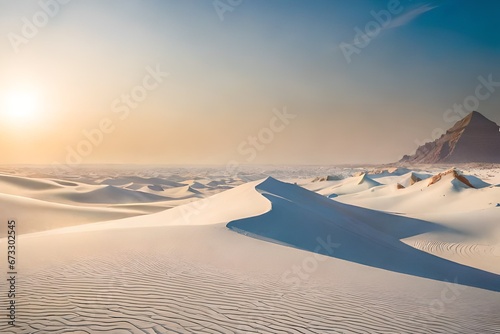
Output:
(0, 0), (499, 165)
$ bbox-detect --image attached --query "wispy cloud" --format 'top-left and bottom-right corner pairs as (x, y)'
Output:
(387, 3), (439, 29)
(340, 2), (439, 51)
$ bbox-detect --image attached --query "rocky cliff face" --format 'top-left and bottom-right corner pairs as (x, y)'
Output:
(401, 111), (500, 164)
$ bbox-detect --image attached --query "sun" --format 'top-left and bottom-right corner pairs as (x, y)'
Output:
(2, 90), (40, 124)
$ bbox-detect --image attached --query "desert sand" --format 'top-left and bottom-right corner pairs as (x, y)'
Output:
(0, 165), (499, 333)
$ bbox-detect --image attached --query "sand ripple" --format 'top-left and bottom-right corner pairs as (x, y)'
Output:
(1, 251), (498, 334)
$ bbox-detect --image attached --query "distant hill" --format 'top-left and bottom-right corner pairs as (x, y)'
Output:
(400, 111), (500, 163)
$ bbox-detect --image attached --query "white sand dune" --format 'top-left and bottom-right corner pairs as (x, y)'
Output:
(189, 181), (210, 189)
(140, 184), (203, 198)
(335, 169), (500, 213)
(102, 177), (184, 187)
(0, 171), (215, 236)
(0, 173), (68, 194)
(303, 173), (381, 198)
(50, 184), (171, 204)
(315, 168), (500, 276)
(1, 167), (499, 333)
(0, 192), (160, 237)
(227, 177), (500, 291)
(7, 227), (499, 333)
(43, 179), (271, 233)
(0, 173), (173, 205)
(369, 171), (431, 187)
(401, 208), (500, 274)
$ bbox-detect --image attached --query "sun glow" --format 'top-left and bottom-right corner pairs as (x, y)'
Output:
(2, 90), (41, 124)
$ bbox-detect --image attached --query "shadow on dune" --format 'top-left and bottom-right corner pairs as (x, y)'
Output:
(227, 177), (500, 292)
(329, 200), (467, 240)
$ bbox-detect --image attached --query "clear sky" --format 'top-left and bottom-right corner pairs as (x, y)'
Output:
(0, 0), (499, 165)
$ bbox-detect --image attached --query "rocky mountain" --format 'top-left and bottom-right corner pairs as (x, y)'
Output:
(400, 111), (500, 164)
